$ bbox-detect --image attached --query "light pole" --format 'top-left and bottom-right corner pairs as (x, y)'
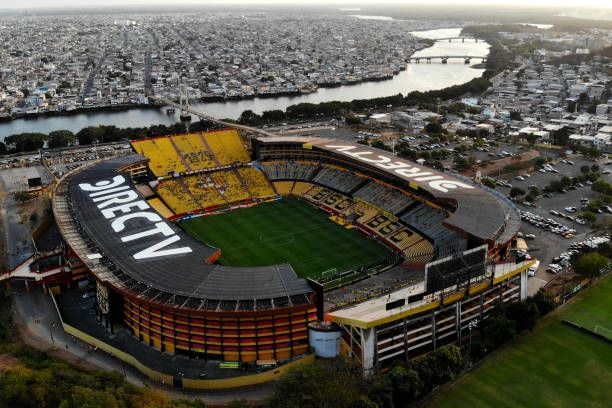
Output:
(49, 322), (56, 346)
(467, 319), (479, 368)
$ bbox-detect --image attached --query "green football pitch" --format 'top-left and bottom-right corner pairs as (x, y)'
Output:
(181, 198), (394, 279)
(427, 274), (612, 408)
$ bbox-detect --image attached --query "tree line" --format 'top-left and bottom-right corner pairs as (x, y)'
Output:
(0, 120), (222, 154)
(265, 290), (556, 408)
(237, 76), (491, 126)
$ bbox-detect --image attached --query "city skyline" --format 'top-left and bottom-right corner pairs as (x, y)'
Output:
(3, 0), (612, 10)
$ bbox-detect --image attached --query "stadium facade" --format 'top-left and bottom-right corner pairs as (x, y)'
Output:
(40, 130), (532, 384)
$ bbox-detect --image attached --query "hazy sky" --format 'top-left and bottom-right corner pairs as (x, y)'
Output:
(2, 0), (612, 9)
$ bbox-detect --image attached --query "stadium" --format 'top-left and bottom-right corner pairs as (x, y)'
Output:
(48, 129), (535, 385)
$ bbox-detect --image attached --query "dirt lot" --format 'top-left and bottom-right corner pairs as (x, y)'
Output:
(463, 149), (540, 177)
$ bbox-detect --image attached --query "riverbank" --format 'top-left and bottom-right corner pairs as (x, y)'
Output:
(0, 28), (490, 140)
(6, 103), (157, 122)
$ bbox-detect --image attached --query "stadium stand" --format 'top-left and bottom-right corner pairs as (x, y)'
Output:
(353, 200), (379, 224)
(206, 130), (251, 165)
(399, 203), (462, 250)
(291, 181), (315, 196)
(156, 179), (199, 214)
(237, 167), (276, 199)
(312, 166), (364, 194)
(273, 181), (295, 196)
(171, 133), (218, 170)
(131, 137), (187, 177)
(262, 161), (320, 181)
(387, 229), (422, 251)
(353, 181), (414, 215)
(212, 170), (251, 203)
(403, 239), (435, 265)
(185, 175), (226, 209)
(303, 186), (334, 204)
(147, 197), (174, 218)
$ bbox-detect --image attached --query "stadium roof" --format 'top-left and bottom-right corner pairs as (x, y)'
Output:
(56, 155), (313, 309)
(256, 136), (520, 244)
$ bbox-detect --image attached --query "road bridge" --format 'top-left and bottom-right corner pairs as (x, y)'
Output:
(407, 55), (488, 64)
(148, 95), (278, 138)
(433, 36), (479, 42)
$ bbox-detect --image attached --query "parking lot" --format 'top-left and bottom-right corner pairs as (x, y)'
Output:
(491, 153), (612, 291)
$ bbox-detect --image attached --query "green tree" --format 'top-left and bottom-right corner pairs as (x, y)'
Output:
(261, 109), (285, 123)
(580, 211), (597, 224)
(481, 313), (516, 348)
(510, 111), (522, 121)
(13, 191), (33, 203)
(386, 364), (423, 405)
(238, 110), (262, 126)
(4, 132), (46, 152)
(592, 179), (612, 195)
(371, 140), (391, 152)
(482, 178), (496, 189)
(580, 165), (591, 174)
(47, 130), (76, 149)
(76, 127), (104, 146)
(525, 133), (538, 146)
(506, 300), (540, 332)
(572, 252), (609, 280)
(528, 186), (540, 196)
(345, 115), (362, 125)
(266, 359), (373, 408)
(529, 289), (556, 316)
(560, 176), (572, 188)
(425, 121), (443, 135)
(510, 187), (526, 198)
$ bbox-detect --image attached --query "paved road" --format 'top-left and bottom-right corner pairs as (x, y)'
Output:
(0, 173), (35, 269)
(9, 284), (275, 404)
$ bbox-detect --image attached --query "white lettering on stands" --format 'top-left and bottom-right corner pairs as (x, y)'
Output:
(78, 177), (192, 259)
(324, 145), (474, 193)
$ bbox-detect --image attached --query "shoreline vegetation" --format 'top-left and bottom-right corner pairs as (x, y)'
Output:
(0, 40), (441, 124)
(0, 35), (503, 152)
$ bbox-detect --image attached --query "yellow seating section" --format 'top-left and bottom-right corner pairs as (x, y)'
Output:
(238, 168), (276, 199)
(212, 171), (250, 203)
(354, 201), (379, 223)
(291, 182), (314, 196)
(332, 198), (354, 216)
(273, 181), (295, 196)
(405, 240), (435, 264)
(132, 138), (187, 177)
(147, 198), (175, 218)
(184, 175), (226, 209)
(172, 133), (217, 170)
(388, 230), (421, 250)
(206, 130), (251, 165)
(156, 180), (198, 214)
(321, 193), (343, 207)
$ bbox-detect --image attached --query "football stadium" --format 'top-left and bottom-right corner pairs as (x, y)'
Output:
(45, 129), (535, 386)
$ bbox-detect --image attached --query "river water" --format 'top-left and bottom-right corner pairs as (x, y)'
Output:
(0, 28), (489, 141)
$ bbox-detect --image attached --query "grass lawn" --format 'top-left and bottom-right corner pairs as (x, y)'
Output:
(562, 276), (612, 338)
(181, 198), (394, 279)
(428, 274), (612, 408)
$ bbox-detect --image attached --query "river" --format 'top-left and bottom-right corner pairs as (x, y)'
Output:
(0, 28), (489, 141)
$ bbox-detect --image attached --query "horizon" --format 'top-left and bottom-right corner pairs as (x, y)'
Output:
(2, 0), (612, 11)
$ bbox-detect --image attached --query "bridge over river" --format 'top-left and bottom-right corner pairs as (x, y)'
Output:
(407, 55), (487, 64)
